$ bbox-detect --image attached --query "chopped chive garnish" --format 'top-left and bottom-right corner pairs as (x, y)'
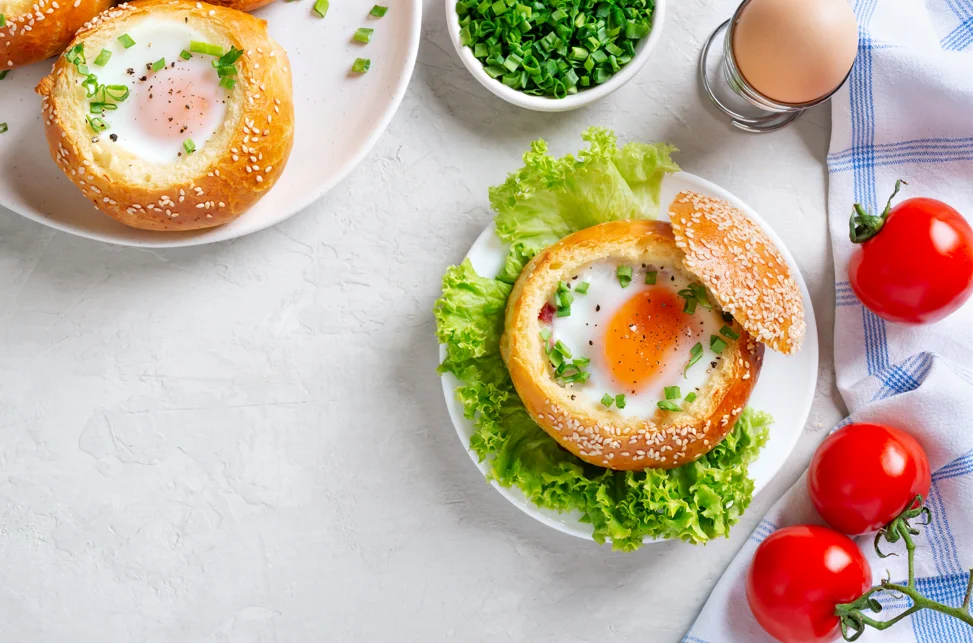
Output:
(354, 27), (374, 43)
(313, 0), (329, 17)
(645, 271), (657, 285)
(180, 50), (192, 60)
(574, 357), (590, 368)
(678, 287), (703, 314)
(554, 340), (572, 359)
(561, 368), (588, 384)
(118, 34), (136, 48)
(657, 400), (681, 412)
(65, 44), (85, 64)
(0, 70), (8, 80)
(93, 49), (112, 66)
(555, 281), (574, 316)
(539, 328), (552, 341)
(86, 115), (108, 132)
(0, 14), (5, 28)
(601, 393), (614, 408)
(574, 281), (589, 295)
(685, 392), (697, 403)
(0, 122), (7, 134)
(89, 102), (104, 114)
(615, 394), (626, 409)
(616, 265), (633, 287)
(219, 77), (237, 89)
(217, 47), (243, 66)
(664, 386), (681, 400)
(458, 0), (652, 97)
(689, 283), (712, 309)
(105, 85), (129, 101)
(351, 57), (370, 73)
(370, 4), (388, 16)
(720, 325), (740, 340)
(183, 138), (196, 154)
(710, 335), (727, 354)
(151, 58), (166, 72)
(81, 75), (99, 97)
(190, 41), (223, 56)
(684, 342), (703, 377)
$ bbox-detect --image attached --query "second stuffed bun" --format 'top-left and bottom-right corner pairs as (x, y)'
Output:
(501, 191), (806, 471)
(1, 0), (114, 69)
(35, 0), (295, 231)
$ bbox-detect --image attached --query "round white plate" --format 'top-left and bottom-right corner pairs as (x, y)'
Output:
(0, 0), (421, 247)
(440, 171), (819, 543)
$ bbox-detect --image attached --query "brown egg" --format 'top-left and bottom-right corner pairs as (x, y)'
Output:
(732, 0), (859, 105)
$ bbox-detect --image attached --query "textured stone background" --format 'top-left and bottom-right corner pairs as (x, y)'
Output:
(0, 0), (845, 640)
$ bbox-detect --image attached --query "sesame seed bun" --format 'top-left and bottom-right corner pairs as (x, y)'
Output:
(204, 0), (277, 14)
(670, 191), (806, 355)
(1, 0), (114, 70)
(501, 219), (765, 471)
(34, 0), (295, 231)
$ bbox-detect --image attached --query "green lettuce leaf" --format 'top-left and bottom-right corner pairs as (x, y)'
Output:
(488, 127), (678, 282)
(435, 128), (771, 551)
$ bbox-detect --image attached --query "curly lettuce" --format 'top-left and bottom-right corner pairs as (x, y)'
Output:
(435, 128), (771, 551)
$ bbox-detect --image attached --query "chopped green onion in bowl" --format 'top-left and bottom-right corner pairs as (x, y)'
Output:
(454, 0), (654, 99)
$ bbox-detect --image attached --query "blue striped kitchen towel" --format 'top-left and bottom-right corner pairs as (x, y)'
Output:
(685, 0), (973, 641)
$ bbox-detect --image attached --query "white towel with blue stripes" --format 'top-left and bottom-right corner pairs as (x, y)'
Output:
(684, 0), (973, 641)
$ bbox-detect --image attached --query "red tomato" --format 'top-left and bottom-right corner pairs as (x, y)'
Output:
(808, 422), (931, 535)
(849, 191), (973, 324)
(747, 526), (872, 643)
(848, 181), (973, 324)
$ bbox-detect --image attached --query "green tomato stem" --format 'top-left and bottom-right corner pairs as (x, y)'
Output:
(848, 179), (907, 244)
(835, 496), (973, 640)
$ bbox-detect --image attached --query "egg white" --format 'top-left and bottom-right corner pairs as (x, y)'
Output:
(547, 260), (726, 418)
(90, 18), (229, 165)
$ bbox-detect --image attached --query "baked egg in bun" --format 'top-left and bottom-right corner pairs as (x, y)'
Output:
(501, 191), (806, 471)
(35, 0), (294, 231)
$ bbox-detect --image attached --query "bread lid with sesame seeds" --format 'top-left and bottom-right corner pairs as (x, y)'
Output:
(669, 191), (807, 355)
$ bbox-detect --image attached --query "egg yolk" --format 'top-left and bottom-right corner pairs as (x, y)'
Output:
(136, 63), (220, 142)
(603, 286), (702, 392)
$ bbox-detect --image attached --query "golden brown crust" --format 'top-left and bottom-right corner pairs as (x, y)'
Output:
(35, 0), (294, 231)
(501, 220), (765, 471)
(1, 0), (114, 69)
(669, 191), (806, 355)
(205, 0), (276, 13)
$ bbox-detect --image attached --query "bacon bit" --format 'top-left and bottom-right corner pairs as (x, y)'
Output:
(538, 303), (556, 323)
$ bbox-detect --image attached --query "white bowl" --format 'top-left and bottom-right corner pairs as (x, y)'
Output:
(445, 0), (666, 112)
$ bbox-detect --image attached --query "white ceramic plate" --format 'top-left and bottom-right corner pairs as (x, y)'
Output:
(440, 171), (819, 543)
(0, 0), (421, 247)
